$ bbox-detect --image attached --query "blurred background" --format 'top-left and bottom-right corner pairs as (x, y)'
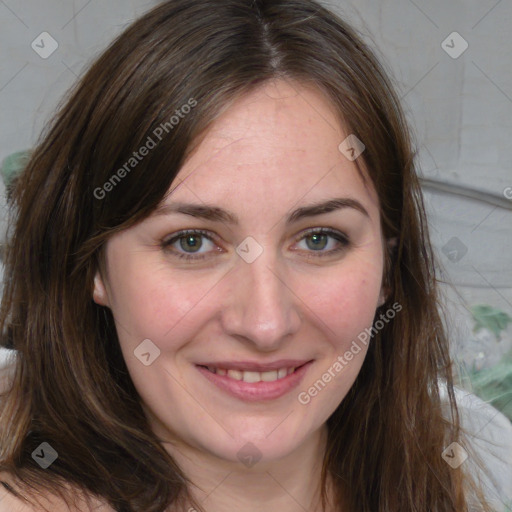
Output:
(0, 0), (511, 448)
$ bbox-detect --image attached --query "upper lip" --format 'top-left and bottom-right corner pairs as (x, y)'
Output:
(196, 359), (312, 372)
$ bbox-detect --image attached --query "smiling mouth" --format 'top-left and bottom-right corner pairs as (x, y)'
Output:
(197, 363), (308, 383)
(195, 361), (313, 401)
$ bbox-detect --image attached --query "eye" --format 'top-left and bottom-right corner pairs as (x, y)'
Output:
(293, 227), (350, 258)
(161, 229), (220, 261)
(162, 227), (350, 262)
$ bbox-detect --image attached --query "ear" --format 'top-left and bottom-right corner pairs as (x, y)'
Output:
(92, 270), (111, 307)
(378, 237), (398, 307)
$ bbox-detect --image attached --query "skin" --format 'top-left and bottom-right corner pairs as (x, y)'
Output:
(92, 79), (392, 512)
(0, 473), (110, 512)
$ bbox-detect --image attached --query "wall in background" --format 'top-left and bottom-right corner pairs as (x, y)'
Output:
(0, 0), (511, 371)
(323, 0), (512, 370)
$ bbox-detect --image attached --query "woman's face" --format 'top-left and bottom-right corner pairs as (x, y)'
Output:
(93, 80), (389, 465)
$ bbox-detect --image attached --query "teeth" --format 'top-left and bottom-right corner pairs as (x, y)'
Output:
(241, 371), (260, 383)
(227, 369), (243, 380)
(206, 366), (297, 382)
(261, 370), (278, 382)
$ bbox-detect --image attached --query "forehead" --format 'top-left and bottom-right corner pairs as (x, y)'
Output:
(167, 80), (379, 220)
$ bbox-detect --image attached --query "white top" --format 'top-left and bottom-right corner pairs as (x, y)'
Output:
(440, 382), (512, 511)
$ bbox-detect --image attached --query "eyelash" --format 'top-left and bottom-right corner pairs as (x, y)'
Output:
(161, 228), (350, 262)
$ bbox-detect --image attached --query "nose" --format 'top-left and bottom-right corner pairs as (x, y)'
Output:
(220, 249), (302, 350)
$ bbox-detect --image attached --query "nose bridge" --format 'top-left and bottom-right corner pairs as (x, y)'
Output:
(221, 248), (300, 348)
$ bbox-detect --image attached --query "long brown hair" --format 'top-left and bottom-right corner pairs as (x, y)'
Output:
(0, 0), (493, 510)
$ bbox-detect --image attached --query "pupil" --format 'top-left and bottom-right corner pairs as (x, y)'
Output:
(181, 235), (202, 252)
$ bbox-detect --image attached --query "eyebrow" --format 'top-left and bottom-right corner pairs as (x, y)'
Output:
(153, 197), (369, 224)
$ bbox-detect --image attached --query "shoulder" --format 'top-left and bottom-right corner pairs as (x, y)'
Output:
(0, 472), (113, 512)
(0, 473), (54, 512)
(439, 382), (512, 509)
(0, 478), (33, 512)
(0, 352), (113, 511)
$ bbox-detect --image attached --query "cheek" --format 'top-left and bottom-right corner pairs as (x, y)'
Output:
(106, 256), (213, 342)
(304, 262), (383, 343)
(295, 267), (381, 413)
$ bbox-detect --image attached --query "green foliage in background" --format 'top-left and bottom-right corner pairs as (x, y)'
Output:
(468, 349), (512, 422)
(0, 149), (31, 192)
(471, 304), (512, 339)
(467, 305), (512, 423)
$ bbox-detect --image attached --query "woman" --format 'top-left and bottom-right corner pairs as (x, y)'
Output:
(0, 0), (499, 510)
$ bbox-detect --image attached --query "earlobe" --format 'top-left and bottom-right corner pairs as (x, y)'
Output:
(92, 271), (110, 307)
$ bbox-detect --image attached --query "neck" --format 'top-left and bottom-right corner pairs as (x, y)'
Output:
(160, 424), (336, 512)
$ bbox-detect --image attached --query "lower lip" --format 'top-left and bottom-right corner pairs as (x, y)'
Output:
(195, 362), (313, 402)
